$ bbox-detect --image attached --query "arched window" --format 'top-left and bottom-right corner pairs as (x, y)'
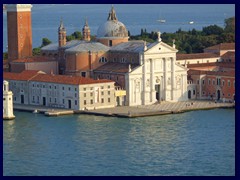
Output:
(99, 57), (107, 63)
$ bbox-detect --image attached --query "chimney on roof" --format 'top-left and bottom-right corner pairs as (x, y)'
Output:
(50, 69), (54, 75)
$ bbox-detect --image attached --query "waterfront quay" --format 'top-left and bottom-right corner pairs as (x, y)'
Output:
(13, 100), (235, 118)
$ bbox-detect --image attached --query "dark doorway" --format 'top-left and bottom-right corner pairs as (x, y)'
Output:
(117, 97), (120, 106)
(21, 95), (24, 104)
(155, 85), (160, 101)
(109, 40), (112, 47)
(188, 90), (191, 99)
(68, 100), (71, 109)
(217, 90), (221, 100)
(43, 97), (46, 106)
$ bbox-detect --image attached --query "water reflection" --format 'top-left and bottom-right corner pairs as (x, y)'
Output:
(3, 109), (235, 176)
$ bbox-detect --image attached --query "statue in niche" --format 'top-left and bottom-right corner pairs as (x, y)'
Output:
(146, 79), (150, 87)
(135, 80), (140, 92)
(167, 77), (171, 85)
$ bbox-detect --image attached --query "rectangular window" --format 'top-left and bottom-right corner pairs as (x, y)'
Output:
(101, 86), (104, 89)
(193, 90), (196, 95)
(81, 72), (86, 77)
(33, 96), (35, 101)
(202, 80), (205, 85)
(101, 91), (104, 95)
(75, 100), (77, 105)
(50, 98), (51, 103)
(108, 91), (111, 95)
(90, 100), (93, 104)
(90, 92), (93, 96)
(63, 99), (65, 104)
(75, 88), (77, 91)
(55, 98), (57, 103)
(75, 93), (77, 98)
(222, 80), (225, 86)
(109, 40), (112, 47)
(49, 85), (51, 89)
(69, 87), (71, 91)
(108, 98), (111, 103)
(84, 100), (87, 105)
(228, 80), (231, 87)
(55, 86), (56, 89)
(108, 85), (110, 89)
(83, 88), (86, 91)
(197, 80), (199, 85)
(62, 87), (64, 90)
(101, 98), (104, 103)
(84, 93), (86, 97)
(208, 79), (211, 85)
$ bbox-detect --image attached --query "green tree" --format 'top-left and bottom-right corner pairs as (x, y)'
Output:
(3, 52), (8, 60)
(73, 31), (82, 39)
(66, 35), (74, 41)
(224, 17), (235, 33)
(41, 38), (52, 47)
(202, 25), (224, 35)
(32, 47), (41, 56)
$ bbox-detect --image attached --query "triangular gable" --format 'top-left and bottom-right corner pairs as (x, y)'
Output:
(145, 41), (178, 54)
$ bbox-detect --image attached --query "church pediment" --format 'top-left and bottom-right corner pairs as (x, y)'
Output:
(145, 41), (178, 54)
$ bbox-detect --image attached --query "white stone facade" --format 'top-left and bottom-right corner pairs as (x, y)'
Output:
(3, 81), (15, 120)
(125, 41), (188, 106)
(4, 72), (116, 111)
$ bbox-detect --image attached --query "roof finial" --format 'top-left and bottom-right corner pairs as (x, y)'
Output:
(59, 17), (65, 31)
(85, 17), (88, 26)
(157, 31), (162, 42)
(107, 4), (118, 21)
(144, 41), (147, 51)
(172, 39), (176, 48)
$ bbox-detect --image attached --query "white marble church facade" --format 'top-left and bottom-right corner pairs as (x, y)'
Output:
(125, 37), (188, 106)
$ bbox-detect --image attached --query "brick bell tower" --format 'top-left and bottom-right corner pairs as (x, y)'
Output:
(6, 4), (33, 62)
(58, 18), (66, 47)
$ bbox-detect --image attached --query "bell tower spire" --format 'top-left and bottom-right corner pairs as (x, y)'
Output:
(58, 17), (66, 47)
(82, 17), (91, 41)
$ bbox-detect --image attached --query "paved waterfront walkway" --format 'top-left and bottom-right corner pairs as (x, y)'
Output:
(13, 100), (234, 118)
(86, 100), (235, 117)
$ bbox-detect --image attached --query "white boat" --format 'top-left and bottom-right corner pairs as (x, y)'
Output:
(189, 21), (194, 24)
(33, 109), (39, 113)
(157, 19), (166, 23)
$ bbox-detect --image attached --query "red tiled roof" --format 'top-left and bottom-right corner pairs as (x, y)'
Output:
(31, 74), (113, 85)
(11, 56), (56, 63)
(3, 70), (113, 85)
(204, 43), (235, 51)
(221, 51), (235, 59)
(187, 62), (235, 69)
(176, 53), (219, 60)
(188, 69), (235, 77)
(94, 62), (139, 73)
(3, 70), (42, 81)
